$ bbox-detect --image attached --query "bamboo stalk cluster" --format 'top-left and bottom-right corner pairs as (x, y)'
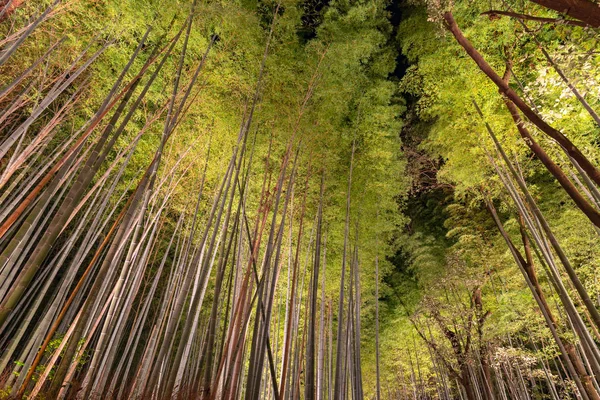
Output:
(397, 3), (600, 399)
(3, 0), (600, 399)
(0, 2), (377, 399)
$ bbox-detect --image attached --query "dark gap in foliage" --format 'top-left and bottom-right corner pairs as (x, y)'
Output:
(387, 0), (409, 80)
(388, 0), (453, 305)
(297, 0), (330, 42)
(256, 0), (286, 30)
(384, 247), (418, 308)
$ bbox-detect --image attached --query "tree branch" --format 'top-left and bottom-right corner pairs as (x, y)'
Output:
(527, 0), (600, 28)
(482, 10), (588, 27)
(410, 317), (461, 380)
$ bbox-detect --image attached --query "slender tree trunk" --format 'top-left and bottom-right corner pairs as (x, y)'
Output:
(306, 174), (324, 400)
(334, 140), (355, 400)
(375, 253), (381, 400)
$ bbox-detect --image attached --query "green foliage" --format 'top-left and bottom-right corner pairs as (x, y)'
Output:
(5, 0), (600, 397)
(377, 0), (600, 394)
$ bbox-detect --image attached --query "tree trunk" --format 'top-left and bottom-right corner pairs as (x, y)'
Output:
(528, 0), (600, 27)
(461, 367), (477, 400)
(503, 98), (600, 228)
(444, 11), (600, 187)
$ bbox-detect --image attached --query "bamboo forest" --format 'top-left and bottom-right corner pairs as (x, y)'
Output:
(4, 0), (600, 399)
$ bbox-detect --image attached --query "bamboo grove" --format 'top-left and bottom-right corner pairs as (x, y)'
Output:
(0, 0), (402, 398)
(2, 0), (600, 399)
(392, 0), (600, 399)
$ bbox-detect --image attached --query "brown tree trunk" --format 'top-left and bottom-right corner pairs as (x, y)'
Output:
(481, 10), (588, 27)
(461, 366), (477, 400)
(518, 218), (553, 318)
(443, 11), (600, 187)
(0, 0), (26, 21)
(566, 341), (600, 399)
(488, 200), (600, 400)
(503, 98), (600, 228)
(528, 0), (600, 27)
(481, 355), (495, 400)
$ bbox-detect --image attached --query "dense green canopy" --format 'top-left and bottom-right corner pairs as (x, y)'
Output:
(0, 0), (600, 399)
